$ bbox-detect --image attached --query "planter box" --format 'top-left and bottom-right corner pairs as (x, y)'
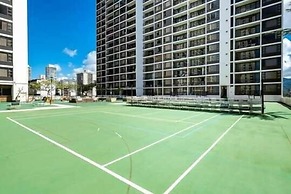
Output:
(106, 97), (117, 102)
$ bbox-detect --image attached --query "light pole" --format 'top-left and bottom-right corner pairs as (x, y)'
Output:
(50, 76), (53, 105)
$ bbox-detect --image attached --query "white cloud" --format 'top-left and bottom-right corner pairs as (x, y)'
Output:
(283, 37), (291, 78)
(48, 64), (62, 72)
(82, 51), (96, 72)
(63, 48), (77, 57)
(68, 62), (74, 68)
(72, 51), (96, 77)
(283, 1), (291, 28)
(73, 67), (84, 75)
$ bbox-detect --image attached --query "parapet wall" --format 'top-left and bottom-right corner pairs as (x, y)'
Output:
(281, 97), (291, 107)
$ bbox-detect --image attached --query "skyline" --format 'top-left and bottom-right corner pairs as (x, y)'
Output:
(28, 0), (96, 80)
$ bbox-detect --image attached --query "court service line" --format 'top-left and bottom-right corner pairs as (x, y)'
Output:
(103, 114), (220, 167)
(163, 115), (244, 194)
(6, 117), (153, 194)
(176, 112), (205, 122)
(95, 110), (196, 124)
(12, 108), (112, 120)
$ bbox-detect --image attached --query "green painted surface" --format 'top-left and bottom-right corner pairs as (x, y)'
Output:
(0, 102), (290, 194)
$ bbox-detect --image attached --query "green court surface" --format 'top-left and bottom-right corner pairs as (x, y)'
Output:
(0, 102), (290, 194)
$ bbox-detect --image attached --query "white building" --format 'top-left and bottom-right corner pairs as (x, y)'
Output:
(76, 70), (94, 85)
(96, 0), (285, 101)
(59, 78), (77, 97)
(45, 65), (57, 80)
(0, 0), (28, 102)
(39, 74), (46, 80)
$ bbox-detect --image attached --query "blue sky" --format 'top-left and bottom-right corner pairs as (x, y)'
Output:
(28, 0), (96, 80)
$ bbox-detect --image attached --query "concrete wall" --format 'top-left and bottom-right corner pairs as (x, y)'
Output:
(281, 97), (291, 106)
(12, 0), (28, 101)
(219, 0), (231, 88)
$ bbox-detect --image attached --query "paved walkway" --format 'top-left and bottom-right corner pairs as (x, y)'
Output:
(0, 103), (77, 113)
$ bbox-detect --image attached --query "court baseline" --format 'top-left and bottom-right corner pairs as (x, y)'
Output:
(6, 117), (153, 194)
(163, 115), (244, 194)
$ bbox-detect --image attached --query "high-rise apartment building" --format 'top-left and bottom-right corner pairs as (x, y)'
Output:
(96, 0), (144, 96)
(97, 0), (284, 101)
(76, 70), (94, 85)
(0, 0), (28, 102)
(45, 65), (57, 80)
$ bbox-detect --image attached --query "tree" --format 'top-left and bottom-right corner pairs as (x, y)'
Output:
(66, 82), (77, 97)
(29, 82), (41, 97)
(41, 79), (54, 97)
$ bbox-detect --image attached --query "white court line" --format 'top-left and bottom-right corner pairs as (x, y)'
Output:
(163, 115), (244, 194)
(103, 114), (220, 167)
(6, 117), (153, 194)
(176, 112), (205, 122)
(12, 108), (111, 120)
(0, 104), (78, 113)
(96, 110), (194, 124)
(140, 111), (162, 116)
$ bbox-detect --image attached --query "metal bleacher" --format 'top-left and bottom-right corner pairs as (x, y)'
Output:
(126, 96), (263, 114)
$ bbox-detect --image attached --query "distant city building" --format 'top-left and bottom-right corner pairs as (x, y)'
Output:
(0, 0), (28, 102)
(39, 74), (46, 80)
(76, 70), (95, 96)
(76, 70), (94, 85)
(45, 65), (57, 79)
(59, 78), (77, 97)
(28, 65), (31, 81)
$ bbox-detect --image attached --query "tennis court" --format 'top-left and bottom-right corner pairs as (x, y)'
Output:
(0, 102), (291, 194)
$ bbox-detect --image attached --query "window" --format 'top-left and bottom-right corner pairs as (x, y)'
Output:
(262, 71), (281, 82)
(207, 33), (219, 43)
(0, 52), (10, 61)
(164, 26), (172, 34)
(262, 57), (281, 70)
(207, 0), (219, 12)
(263, 84), (281, 95)
(262, 0), (280, 6)
(163, 18), (172, 26)
(262, 18), (281, 31)
(164, 9), (172, 18)
(262, 4), (281, 19)
(207, 55), (219, 64)
(262, 32), (281, 44)
(0, 67), (12, 80)
(0, 20), (12, 33)
(207, 43), (219, 53)
(0, 36), (12, 47)
(0, 4), (12, 17)
(155, 13), (162, 21)
(262, 44), (281, 57)
(207, 11), (219, 22)
(164, 44), (172, 51)
(164, 0), (172, 9)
